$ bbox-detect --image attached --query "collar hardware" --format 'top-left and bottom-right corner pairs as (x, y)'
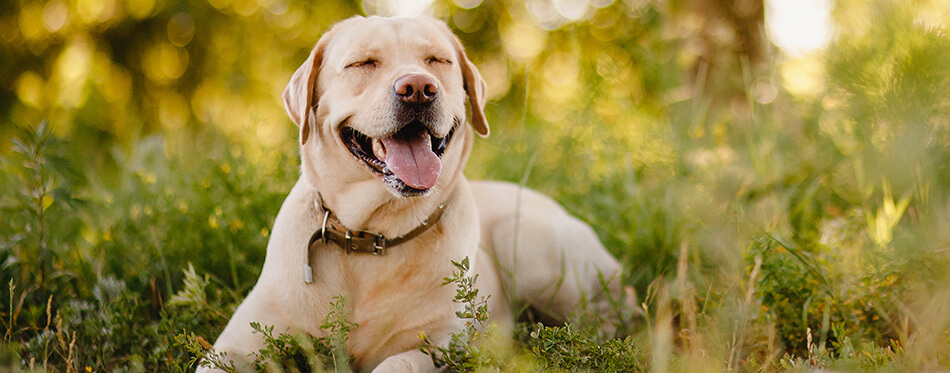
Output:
(303, 194), (448, 283)
(373, 235), (386, 255)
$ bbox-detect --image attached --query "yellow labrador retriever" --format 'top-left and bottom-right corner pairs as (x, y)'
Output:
(203, 15), (630, 373)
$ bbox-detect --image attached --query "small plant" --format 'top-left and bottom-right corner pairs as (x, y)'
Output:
(2, 121), (83, 346)
(420, 257), (493, 372)
(179, 316), (343, 373)
(520, 322), (647, 372)
(249, 322), (313, 372)
(176, 331), (237, 373)
(318, 294), (358, 371)
(168, 263), (229, 322)
(246, 294), (353, 372)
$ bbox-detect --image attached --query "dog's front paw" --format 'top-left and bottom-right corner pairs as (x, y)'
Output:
(371, 350), (436, 373)
(372, 358), (412, 373)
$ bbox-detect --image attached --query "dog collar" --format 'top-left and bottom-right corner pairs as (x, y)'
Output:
(302, 194), (447, 283)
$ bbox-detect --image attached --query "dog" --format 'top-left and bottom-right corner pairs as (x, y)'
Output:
(202, 15), (632, 373)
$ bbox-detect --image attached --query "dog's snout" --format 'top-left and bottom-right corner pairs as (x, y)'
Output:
(394, 74), (438, 105)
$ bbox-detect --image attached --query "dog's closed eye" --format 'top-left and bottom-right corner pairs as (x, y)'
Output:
(426, 56), (452, 65)
(346, 58), (378, 69)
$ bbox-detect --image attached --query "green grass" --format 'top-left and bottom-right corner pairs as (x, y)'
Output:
(2, 0), (949, 372)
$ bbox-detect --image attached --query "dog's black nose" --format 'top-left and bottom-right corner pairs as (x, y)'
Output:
(394, 74), (438, 104)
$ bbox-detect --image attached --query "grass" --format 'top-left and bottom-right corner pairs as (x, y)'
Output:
(2, 1), (949, 372)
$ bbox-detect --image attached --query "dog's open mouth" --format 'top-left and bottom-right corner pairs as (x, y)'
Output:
(342, 122), (454, 195)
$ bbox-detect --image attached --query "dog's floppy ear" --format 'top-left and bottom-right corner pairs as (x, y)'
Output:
(448, 32), (490, 137)
(283, 30), (334, 145)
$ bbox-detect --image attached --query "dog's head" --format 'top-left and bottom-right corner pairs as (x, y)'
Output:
(283, 16), (489, 199)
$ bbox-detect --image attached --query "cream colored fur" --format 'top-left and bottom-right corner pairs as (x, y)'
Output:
(200, 16), (629, 373)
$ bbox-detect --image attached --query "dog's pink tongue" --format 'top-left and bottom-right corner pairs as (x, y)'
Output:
(381, 131), (441, 190)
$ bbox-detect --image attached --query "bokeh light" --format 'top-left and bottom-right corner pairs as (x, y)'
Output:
(765, 0), (834, 57)
(362, 0), (434, 17)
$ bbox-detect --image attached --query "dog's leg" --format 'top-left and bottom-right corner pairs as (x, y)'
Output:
(197, 289), (288, 372)
(472, 248), (515, 332)
(472, 181), (640, 336)
(371, 349), (437, 373)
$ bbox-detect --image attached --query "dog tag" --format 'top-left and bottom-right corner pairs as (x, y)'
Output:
(304, 264), (313, 284)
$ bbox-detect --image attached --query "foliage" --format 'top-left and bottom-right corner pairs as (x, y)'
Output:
(520, 323), (647, 372)
(18, 276), (212, 372)
(421, 257), (493, 372)
(176, 330), (237, 373)
(314, 295), (357, 372)
(2, 0), (950, 372)
(178, 295), (353, 373)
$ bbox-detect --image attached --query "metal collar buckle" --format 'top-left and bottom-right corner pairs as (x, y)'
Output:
(320, 210), (330, 244)
(344, 230), (353, 254)
(305, 209), (330, 285)
(373, 234), (386, 255)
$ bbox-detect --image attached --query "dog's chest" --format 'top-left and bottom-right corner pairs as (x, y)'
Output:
(315, 255), (456, 369)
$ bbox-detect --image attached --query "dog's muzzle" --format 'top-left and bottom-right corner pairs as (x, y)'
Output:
(341, 120), (457, 197)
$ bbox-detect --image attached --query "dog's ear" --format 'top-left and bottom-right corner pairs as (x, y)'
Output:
(283, 30), (334, 145)
(448, 32), (490, 137)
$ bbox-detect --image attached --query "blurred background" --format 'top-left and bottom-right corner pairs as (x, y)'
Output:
(1, 0), (948, 371)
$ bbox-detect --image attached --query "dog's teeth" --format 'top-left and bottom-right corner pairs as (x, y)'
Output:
(372, 139), (386, 159)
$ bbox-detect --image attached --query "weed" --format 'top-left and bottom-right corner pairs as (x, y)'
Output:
(176, 331), (237, 373)
(317, 294), (358, 371)
(420, 257), (493, 372)
(520, 323), (647, 372)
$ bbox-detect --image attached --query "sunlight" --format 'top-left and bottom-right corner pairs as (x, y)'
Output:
(765, 0), (834, 57)
(362, 0), (434, 17)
